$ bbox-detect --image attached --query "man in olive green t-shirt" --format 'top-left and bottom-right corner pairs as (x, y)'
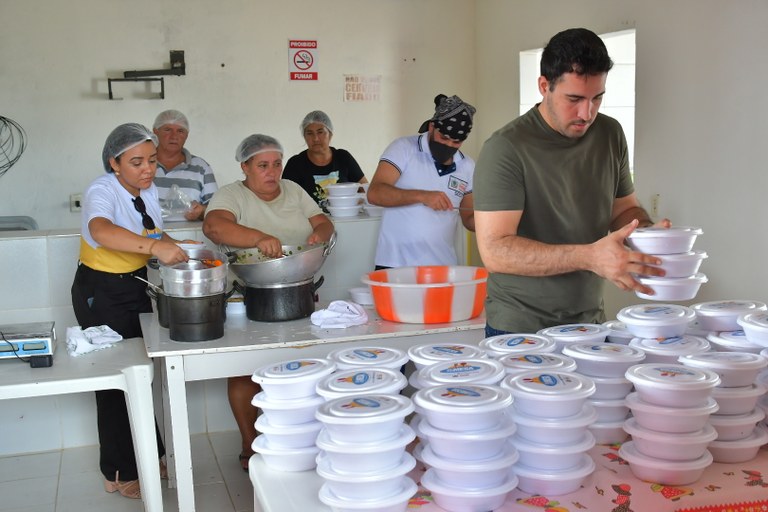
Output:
(473, 28), (670, 335)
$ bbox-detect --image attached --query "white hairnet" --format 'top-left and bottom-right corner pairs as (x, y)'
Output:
(153, 109), (189, 131)
(301, 110), (333, 134)
(235, 134), (284, 163)
(102, 123), (158, 172)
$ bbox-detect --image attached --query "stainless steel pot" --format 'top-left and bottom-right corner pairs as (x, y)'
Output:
(155, 247), (231, 297)
(229, 232), (336, 286)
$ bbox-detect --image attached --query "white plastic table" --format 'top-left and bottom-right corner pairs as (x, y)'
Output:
(0, 338), (163, 512)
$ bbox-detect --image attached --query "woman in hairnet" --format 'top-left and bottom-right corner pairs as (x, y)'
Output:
(71, 123), (191, 499)
(203, 134), (334, 470)
(282, 110), (367, 204)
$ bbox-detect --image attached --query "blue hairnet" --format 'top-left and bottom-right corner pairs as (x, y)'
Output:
(235, 134), (284, 163)
(301, 110), (333, 134)
(102, 123), (158, 172)
(153, 109), (189, 131)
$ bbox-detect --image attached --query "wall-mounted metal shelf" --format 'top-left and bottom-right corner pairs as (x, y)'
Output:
(107, 50), (184, 100)
(108, 77), (165, 100)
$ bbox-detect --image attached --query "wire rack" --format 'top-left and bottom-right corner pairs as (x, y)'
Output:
(0, 115), (27, 178)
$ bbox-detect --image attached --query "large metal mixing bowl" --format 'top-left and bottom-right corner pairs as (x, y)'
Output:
(229, 232), (336, 285)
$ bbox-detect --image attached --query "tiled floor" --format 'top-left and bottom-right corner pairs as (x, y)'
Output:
(0, 431), (261, 512)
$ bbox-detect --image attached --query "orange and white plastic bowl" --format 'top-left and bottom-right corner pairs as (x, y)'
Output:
(362, 266), (487, 324)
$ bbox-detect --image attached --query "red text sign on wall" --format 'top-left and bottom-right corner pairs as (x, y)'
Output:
(289, 40), (318, 80)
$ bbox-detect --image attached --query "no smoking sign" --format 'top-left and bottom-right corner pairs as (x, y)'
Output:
(289, 40), (318, 80)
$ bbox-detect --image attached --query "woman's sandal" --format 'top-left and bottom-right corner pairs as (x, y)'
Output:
(239, 452), (253, 472)
(104, 471), (141, 499)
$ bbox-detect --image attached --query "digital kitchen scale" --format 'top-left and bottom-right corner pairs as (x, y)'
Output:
(0, 321), (56, 360)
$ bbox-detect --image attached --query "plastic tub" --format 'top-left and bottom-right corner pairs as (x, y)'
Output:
(708, 409), (766, 441)
(710, 384), (767, 415)
(316, 368), (407, 401)
(316, 452), (415, 501)
(498, 353), (577, 376)
(412, 384), (512, 432)
(691, 300), (767, 332)
(326, 183), (361, 196)
(328, 346), (409, 371)
(561, 343), (645, 377)
(617, 304), (695, 339)
(251, 436), (320, 472)
(590, 398), (630, 423)
(420, 467), (518, 512)
(619, 441), (712, 485)
(254, 415), (321, 449)
(318, 478), (416, 512)
(413, 413), (516, 461)
(502, 371), (595, 418)
(511, 403), (598, 446)
(635, 273), (708, 302)
(348, 287), (374, 306)
(251, 358), (336, 400)
(623, 417), (717, 461)
(625, 364), (721, 407)
(407, 343), (486, 370)
(536, 324), (609, 351)
(362, 266), (487, 324)
(707, 425), (768, 463)
(315, 394), (413, 443)
(513, 454), (595, 496)
(315, 424), (415, 473)
(602, 320), (635, 345)
(738, 312), (768, 347)
(327, 194), (363, 207)
(416, 358), (505, 388)
(624, 392), (718, 433)
(511, 431), (595, 471)
(251, 391), (325, 426)
(588, 420), (629, 444)
(590, 375), (634, 400)
(626, 226), (702, 254)
(679, 351), (768, 387)
(628, 335), (710, 364)
(648, 250), (708, 278)
(418, 440), (519, 490)
(327, 205), (361, 218)
(478, 333), (556, 358)
(707, 330), (764, 353)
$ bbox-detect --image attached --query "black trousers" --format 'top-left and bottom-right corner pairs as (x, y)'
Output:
(71, 263), (165, 482)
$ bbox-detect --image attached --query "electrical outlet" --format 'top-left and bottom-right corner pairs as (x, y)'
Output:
(69, 194), (82, 212)
(650, 194), (660, 217)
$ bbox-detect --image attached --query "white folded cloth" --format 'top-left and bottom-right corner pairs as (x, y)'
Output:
(310, 300), (369, 329)
(66, 325), (124, 357)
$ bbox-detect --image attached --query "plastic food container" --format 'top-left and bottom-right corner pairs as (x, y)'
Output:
(588, 420), (629, 444)
(315, 424), (415, 473)
(251, 358), (336, 400)
(502, 371), (595, 418)
(498, 353), (577, 376)
(478, 333), (556, 358)
(315, 394), (414, 443)
(513, 454), (595, 496)
(326, 183), (361, 196)
(348, 287), (374, 306)
(363, 204), (384, 218)
(418, 440), (519, 489)
(328, 346), (409, 371)
(624, 392), (718, 433)
(619, 441), (712, 485)
(707, 330), (764, 353)
(254, 415), (321, 449)
(628, 335), (710, 364)
(635, 273), (708, 302)
(626, 226), (703, 254)
(602, 320), (635, 344)
(327, 205), (361, 218)
(415, 358), (505, 388)
(251, 391), (325, 426)
(327, 194), (363, 207)
(413, 413), (516, 461)
(251, 436), (320, 472)
(648, 250), (708, 278)
(511, 403), (598, 446)
(318, 477), (417, 512)
(590, 375), (634, 400)
(708, 409), (766, 441)
(362, 266), (487, 324)
(562, 343), (645, 377)
(691, 300), (767, 332)
(407, 343), (486, 370)
(710, 384), (767, 415)
(511, 431), (595, 471)
(536, 324), (609, 350)
(617, 304), (696, 339)
(707, 425), (768, 463)
(590, 398), (630, 423)
(623, 417), (717, 461)
(316, 368), (407, 401)
(679, 351), (768, 387)
(737, 312), (768, 347)
(412, 384), (512, 432)
(625, 363), (721, 407)
(316, 452), (415, 501)
(420, 467), (519, 512)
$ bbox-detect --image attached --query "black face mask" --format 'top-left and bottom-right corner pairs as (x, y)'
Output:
(428, 139), (459, 164)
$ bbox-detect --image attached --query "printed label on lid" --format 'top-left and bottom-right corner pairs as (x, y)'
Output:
(348, 348), (387, 360)
(257, 358), (332, 380)
(512, 372), (593, 396)
(438, 362), (483, 376)
(417, 384), (511, 409)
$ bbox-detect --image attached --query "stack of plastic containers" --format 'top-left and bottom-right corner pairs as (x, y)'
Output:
(536, 324), (609, 352)
(620, 363), (721, 485)
(478, 333), (556, 358)
(409, 357), (505, 390)
(407, 342), (487, 370)
(694, 301), (768, 353)
(413, 384), (519, 512)
(628, 334), (710, 364)
(503, 371), (597, 495)
(602, 319), (635, 345)
(250, 358), (336, 471)
(327, 345), (410, 371)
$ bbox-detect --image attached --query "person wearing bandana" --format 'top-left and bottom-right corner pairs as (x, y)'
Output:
(367, 94), (476, 269)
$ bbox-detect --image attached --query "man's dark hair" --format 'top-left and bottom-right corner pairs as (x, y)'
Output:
(540, 28), (614, 90)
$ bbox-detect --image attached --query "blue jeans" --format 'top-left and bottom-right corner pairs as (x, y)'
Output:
(484, 324), (515, 338)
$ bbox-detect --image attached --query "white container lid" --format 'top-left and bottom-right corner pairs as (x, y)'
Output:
(619, 441), (712, 471)
(706, 330), (761, 351)
(251, 435), (320, 457)
(316, 368), (407, 400)
(420, 467), (519, 498)
(562, 343), (646, 364)
(708, 425), (768, 450)
(318, 478), (417, 510)
(252, 358), (336, 387)
(498, 353), (578, 374)
(250, 390), (325, 410)
(419, 358), (505, 386)
(711, 383), (767, 401)
(327, 346), (409, 370)
(316, 451), (416, 481)
(679, 351), (768, 373)
(316, 424), (415, 452)
(602, 320), (635, 342)
(513, 453), (595, 480)
(657, 250), (708, 262)
(315, 394), (414, 426)
(625, 391), (719, 415)
(625, 363), (721, 391)
(636, 273), (708, 286)
(629, 335), (710, 357)
(617, 304), (696, 327)
(408, 343), (486, 367)
(623, 417), (717, 444)
(537, 323), (609, 343)
(255, 415), (322, 436)
(738, 311), (768, 335)
(510, 430), (595, 455)
(629, 226), (703, 240)
(412, 384), (512, 415)
(502, 371), (596, 402)
(416, 412), (516, 441)
(511, 402), (598, 428)
(692, 300), (767, 320)
(708, 408), (765, 428)
(479, 334), (556, 357)
(420, 439), (519, 471)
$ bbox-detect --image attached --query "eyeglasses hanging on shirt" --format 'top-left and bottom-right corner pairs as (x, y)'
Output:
(132, 196), (156, 231)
